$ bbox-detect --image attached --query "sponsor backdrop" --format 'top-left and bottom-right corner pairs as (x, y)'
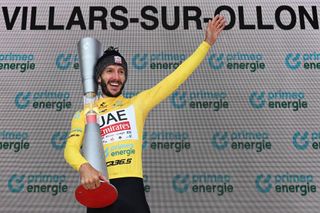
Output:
(1, 0), (320, 212)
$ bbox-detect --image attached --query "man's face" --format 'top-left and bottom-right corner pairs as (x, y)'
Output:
(98, 64), (126, 97)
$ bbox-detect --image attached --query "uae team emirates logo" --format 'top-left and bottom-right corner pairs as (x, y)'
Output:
(98, 107), (138, 143)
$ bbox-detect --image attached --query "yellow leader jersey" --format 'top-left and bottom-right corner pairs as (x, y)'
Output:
(64, 41), (211, 179)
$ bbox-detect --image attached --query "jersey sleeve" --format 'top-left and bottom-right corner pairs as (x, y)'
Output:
(135, 41), (211, 112)
(64, 110), (88, 171)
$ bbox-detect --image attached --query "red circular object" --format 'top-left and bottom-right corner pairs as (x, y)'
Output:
(75, 182), (118, 208)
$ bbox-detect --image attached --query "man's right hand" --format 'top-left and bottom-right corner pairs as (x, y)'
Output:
(79, 162), (108, 190)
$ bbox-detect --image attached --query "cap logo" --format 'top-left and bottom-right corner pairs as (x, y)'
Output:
(114, 56), (122, 64)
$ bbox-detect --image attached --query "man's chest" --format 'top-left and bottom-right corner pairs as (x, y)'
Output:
(97, 105), (139, 144)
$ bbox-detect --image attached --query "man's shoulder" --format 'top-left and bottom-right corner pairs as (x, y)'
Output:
(72, 110), (85, 120)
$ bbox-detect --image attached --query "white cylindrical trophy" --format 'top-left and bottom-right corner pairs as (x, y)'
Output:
(75, 37), (118, 208)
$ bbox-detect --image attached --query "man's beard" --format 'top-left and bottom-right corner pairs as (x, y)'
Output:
(100, 79), (125, 97)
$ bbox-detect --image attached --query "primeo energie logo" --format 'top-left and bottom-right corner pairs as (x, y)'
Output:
(0, 130), (30, 152)
(208, 52), (265, 72)
(55, 53), (79, 70)
(15, 91), (72, 111)
(132, 52), (186, 70)
(256, 173), (316, 196)
(51, 131), (68, 150)
(249, 90), (307, 111)
(170, 90), (228, 110)
(0, 53), (35, 72)
(172, 173), (233, 196)
(8, 173), (68, 196)
(143, 131), (190, 152)
(211, 130), (271, 152)
(292, 130), (320, 151)
(285, 52), (320, 71)
(104, 143), (136, 159)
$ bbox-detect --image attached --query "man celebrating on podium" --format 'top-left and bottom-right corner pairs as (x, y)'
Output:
(64, 15), (226, 213)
